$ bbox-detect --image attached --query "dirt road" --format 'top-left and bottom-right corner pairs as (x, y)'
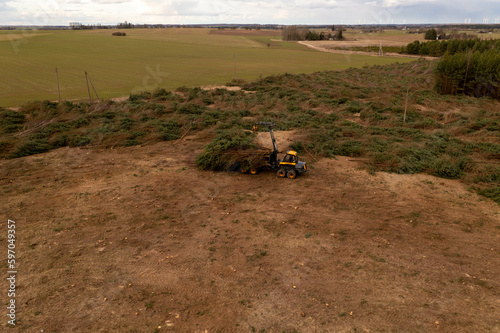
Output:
(298, 40), (436, 60)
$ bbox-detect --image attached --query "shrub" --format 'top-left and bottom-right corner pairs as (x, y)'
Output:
(157, 120), (181, 141)
(123, 139), (139, 147)
(49, 134), (71, 148)
(396, 147), (435, 174)
(12, 139), (51, 157)
(128, 93), (149, 102)
(120, 118), (135, 131)
(226, 78), (247, 87)
(73, 117), (90, 128)
(290, 140), (305, 153)
(152, 88), (174, 101)
(337, 140), (363, 157)
(370, 151), (400, 171)
(29, 123), (73, 140)
(346, 101), (363, 113)
(477, 186), (500, 204)
(473, 165), (500, 183)
(177, 103), (207, 115)
(69, 136), (92, 147)
(323, 113), (339, 124)
(430, 158), (462, 179)
(20, 100), (59, 115)
(0, 109), (25, 133)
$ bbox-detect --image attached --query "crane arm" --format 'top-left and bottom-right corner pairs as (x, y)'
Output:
(253, 122), (278, 153)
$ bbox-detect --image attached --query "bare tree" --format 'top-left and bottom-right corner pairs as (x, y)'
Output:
(282, 26), (309, 41)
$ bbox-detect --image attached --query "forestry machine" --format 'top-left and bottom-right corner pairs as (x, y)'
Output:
(252, 122), (307, 179)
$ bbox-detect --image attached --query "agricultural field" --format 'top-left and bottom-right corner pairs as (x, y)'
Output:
(1, 59), (499, 332)
(0, 28), (415, 107)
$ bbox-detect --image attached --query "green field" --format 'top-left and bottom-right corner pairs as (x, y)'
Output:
(0, 28), (414, 107)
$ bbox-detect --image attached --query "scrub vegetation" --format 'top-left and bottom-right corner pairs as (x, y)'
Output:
(1, 60), (498, 203)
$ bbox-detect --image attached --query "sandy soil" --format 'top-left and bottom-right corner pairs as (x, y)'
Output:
(0, 135), (499, 332)
(201, 85), (242, 92)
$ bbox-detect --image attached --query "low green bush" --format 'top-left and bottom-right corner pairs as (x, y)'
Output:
(290, 140), (305, 153)
(12, 139), (52, 157)
(120, 118), (135, 131)
(152, 88), (175, 101)
(346, 101), (363, 113)
(49, 134), (71, 148)
(157, 119), (181, 141)
(177, 103), (207, 115)
(69, 136), (92, 147)
(477, 186), (500, 204)
(338, 140), (364, 157)
(396, 147), (435, 174)
(430, 158), (463, 179)
(0, 109), (25, 133)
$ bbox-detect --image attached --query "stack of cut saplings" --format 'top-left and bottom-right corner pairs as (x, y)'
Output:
(196, 129), (271, 172)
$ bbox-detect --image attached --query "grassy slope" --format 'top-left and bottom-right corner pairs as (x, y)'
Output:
(0, 28), (414, 107)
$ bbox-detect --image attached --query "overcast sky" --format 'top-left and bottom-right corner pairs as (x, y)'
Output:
(1, 0), (499, 26)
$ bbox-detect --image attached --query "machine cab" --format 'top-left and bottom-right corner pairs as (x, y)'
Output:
(280, 151), (298, 165)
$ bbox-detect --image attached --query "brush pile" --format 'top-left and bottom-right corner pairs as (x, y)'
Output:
(196, 129), (271, 171)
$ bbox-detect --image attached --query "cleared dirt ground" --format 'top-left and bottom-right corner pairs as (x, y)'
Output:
(1, 134), (499, 332)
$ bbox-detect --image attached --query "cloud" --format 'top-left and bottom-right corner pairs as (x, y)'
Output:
(138, 0), (233, 17)
(382, 0), (438, 7)
(63, 0), (89, 3)
(0, 0), (499, 26)
(301, 0), (338, 9)
(273, 9), (289, 20)
(91, 0), (131, 4)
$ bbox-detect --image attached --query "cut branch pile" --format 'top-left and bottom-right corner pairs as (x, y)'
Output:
(220, 147), (272, 171)
(195, 129), (271, 171)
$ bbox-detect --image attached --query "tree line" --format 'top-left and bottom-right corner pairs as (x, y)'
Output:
(400, 38), (500, 98)
(403, 38), (500, 57)
(282, 26), (344, 41)
(434, 49), (500, 98)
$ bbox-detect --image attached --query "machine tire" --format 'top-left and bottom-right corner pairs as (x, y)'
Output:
(286, 169), (297, 179)
(250, 168), (258, 175)
(277, 168), (286, 178)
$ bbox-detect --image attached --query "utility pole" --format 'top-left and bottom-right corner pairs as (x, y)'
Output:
(403, 87), (409, 123)
(233, 55), (236, 79)
(55, 67), (61, 102)
(85, 71), (92, 102)
(87, 72), (100, 101)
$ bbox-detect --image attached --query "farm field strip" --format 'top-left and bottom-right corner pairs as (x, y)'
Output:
(0, 29), (414, 107)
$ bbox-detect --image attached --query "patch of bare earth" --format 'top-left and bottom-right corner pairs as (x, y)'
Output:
(1, 137), (499, 332)
(201, 85), (242, 92)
